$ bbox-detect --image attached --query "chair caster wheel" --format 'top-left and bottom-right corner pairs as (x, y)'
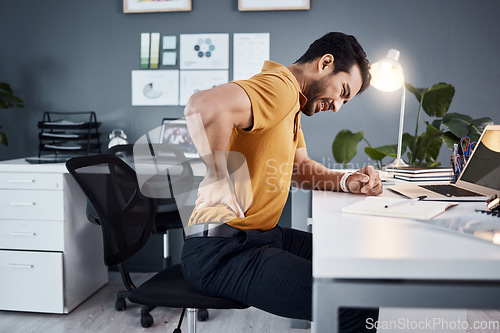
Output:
(173, 329), (182, 333)
(141, 313), (154, 328)
(115, 298), (126, 311)
(197, 308), (209, 321)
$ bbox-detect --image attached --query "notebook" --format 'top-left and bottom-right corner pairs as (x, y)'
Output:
(159, 118), (199, 159)
(341, 196), (457, 220)
(388, 124), (500, 201)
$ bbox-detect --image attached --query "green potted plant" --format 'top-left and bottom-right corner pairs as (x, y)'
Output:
(332, 82), (493, 168)
(0, 82), (24, 146)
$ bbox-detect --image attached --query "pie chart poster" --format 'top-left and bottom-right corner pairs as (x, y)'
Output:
(131, 70), (179, 106)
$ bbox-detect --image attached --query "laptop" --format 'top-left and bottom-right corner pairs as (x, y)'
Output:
(388, 124), (500, 201)
(159, 118), (199, 159)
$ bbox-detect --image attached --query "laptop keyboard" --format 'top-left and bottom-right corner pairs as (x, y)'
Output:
(476, 209), (500, 217)
(419, 184), (484, 197)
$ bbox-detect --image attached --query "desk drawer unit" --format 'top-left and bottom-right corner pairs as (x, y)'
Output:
(0, 171), (65, 312)
(0, 164), (107, 314)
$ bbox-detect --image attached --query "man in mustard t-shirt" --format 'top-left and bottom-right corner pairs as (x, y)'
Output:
(181, 32), (382, 332)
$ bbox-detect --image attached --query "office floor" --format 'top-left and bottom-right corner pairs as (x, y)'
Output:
(1, 272), (500, 333)
(0, 272), (310, 333)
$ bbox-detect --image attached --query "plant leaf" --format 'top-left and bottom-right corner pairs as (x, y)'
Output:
(0, 131), (8, 146)
(0, 92), (23, 108)
(421, 83), (455, 117)
(441, 113), (493, 142)
(468, 117), (493, 141)
(442, 131), (460, 150)
(431, 119), (442, 130)
(402, 132), (414, 148)
(0, 83), (14, 94)
(332, 129), (363, 166)
(365, 144), (399, 160)
(442, 112), (473, 139)
(405, 83), (426, 102)
(364, 147), (387, 161)
(0, 83), (24, 109)
(412, 124), (443, 166)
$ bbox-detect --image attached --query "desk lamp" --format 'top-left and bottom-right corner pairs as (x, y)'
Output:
(370, 49), (408, 168)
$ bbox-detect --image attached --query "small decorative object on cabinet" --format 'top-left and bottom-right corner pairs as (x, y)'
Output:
(37, 111), (102, 162)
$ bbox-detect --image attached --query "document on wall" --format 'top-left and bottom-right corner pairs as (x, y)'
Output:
(233, 33), (270, 81)
(180, 33), (229, 69)
(341, 197), (458, 220)
(179, 70), (228, 105)
(131, 70), (179, 106)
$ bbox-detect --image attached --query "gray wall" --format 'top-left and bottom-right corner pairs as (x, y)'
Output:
(1, 0), (500, 165)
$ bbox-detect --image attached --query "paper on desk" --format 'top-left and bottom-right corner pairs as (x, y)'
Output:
(341, 197), (458, 220)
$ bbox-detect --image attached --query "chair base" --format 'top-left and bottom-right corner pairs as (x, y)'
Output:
(115, 289), (210, 329)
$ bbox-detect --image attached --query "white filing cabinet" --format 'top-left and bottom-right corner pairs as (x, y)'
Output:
(0, 158), (108, 314)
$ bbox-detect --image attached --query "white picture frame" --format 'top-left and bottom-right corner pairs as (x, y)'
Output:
(238, 0), (309, 11)
(124, 0), (192, 13)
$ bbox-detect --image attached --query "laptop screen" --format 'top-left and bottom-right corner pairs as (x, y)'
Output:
(460, 128), (500, 190)
(159, 118), (199, 158)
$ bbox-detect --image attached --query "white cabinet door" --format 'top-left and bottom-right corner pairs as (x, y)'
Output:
(0, 250), (64, 313)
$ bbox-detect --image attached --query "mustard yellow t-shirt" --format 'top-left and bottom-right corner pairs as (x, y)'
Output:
(189, 61), (307, 231)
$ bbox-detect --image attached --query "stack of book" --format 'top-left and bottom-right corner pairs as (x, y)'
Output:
(385, 166), (453, 182)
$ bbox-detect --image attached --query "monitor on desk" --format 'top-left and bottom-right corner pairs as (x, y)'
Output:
(159, 118), (199, 159)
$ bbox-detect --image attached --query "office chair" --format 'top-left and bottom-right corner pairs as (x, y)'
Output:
(66, 154), (248, 332)
(108, 143), (182, 316)
(108, 143), (210, 322)
(108, 143), (183, 268)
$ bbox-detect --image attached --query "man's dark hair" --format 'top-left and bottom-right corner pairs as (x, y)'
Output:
(295, 32), (371, 94)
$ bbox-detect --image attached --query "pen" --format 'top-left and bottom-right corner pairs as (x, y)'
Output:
(384, 195), (427, 209)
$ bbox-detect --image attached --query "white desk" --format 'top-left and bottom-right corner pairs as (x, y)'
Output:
(312, 188), (500, 332)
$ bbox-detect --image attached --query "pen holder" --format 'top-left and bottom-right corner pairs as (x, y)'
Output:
(450, 153), (469, 183)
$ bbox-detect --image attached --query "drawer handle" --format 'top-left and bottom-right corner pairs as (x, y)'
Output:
(9, 202), (36, 206)
(8, 179), (35, 183)
(10, 232), (37, 237)
(9, 263), (34, 269)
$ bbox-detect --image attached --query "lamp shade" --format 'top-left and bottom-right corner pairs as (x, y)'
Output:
(370, 49), (404, 92)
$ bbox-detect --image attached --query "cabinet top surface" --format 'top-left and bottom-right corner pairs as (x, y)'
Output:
(0, 158), (68, 173)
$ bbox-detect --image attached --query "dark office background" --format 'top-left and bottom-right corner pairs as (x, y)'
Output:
(1, 0), (500, 270)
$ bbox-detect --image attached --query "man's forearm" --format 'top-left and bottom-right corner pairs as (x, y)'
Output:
(292, 157), (345, 191)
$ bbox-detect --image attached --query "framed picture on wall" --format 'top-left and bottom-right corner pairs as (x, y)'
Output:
(238, 0), (310, 11)
(124, 0), (192, 13)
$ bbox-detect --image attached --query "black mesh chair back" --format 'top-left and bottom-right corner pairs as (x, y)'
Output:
(66, 154), (155, 266)
(108, 143), (193, 232)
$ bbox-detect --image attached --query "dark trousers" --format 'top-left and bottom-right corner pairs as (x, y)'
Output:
(181, 225), (378, 332)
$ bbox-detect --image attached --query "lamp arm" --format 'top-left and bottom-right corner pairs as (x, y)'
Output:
(383, 83), (408, 169)
(396, 86), (406, 162)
